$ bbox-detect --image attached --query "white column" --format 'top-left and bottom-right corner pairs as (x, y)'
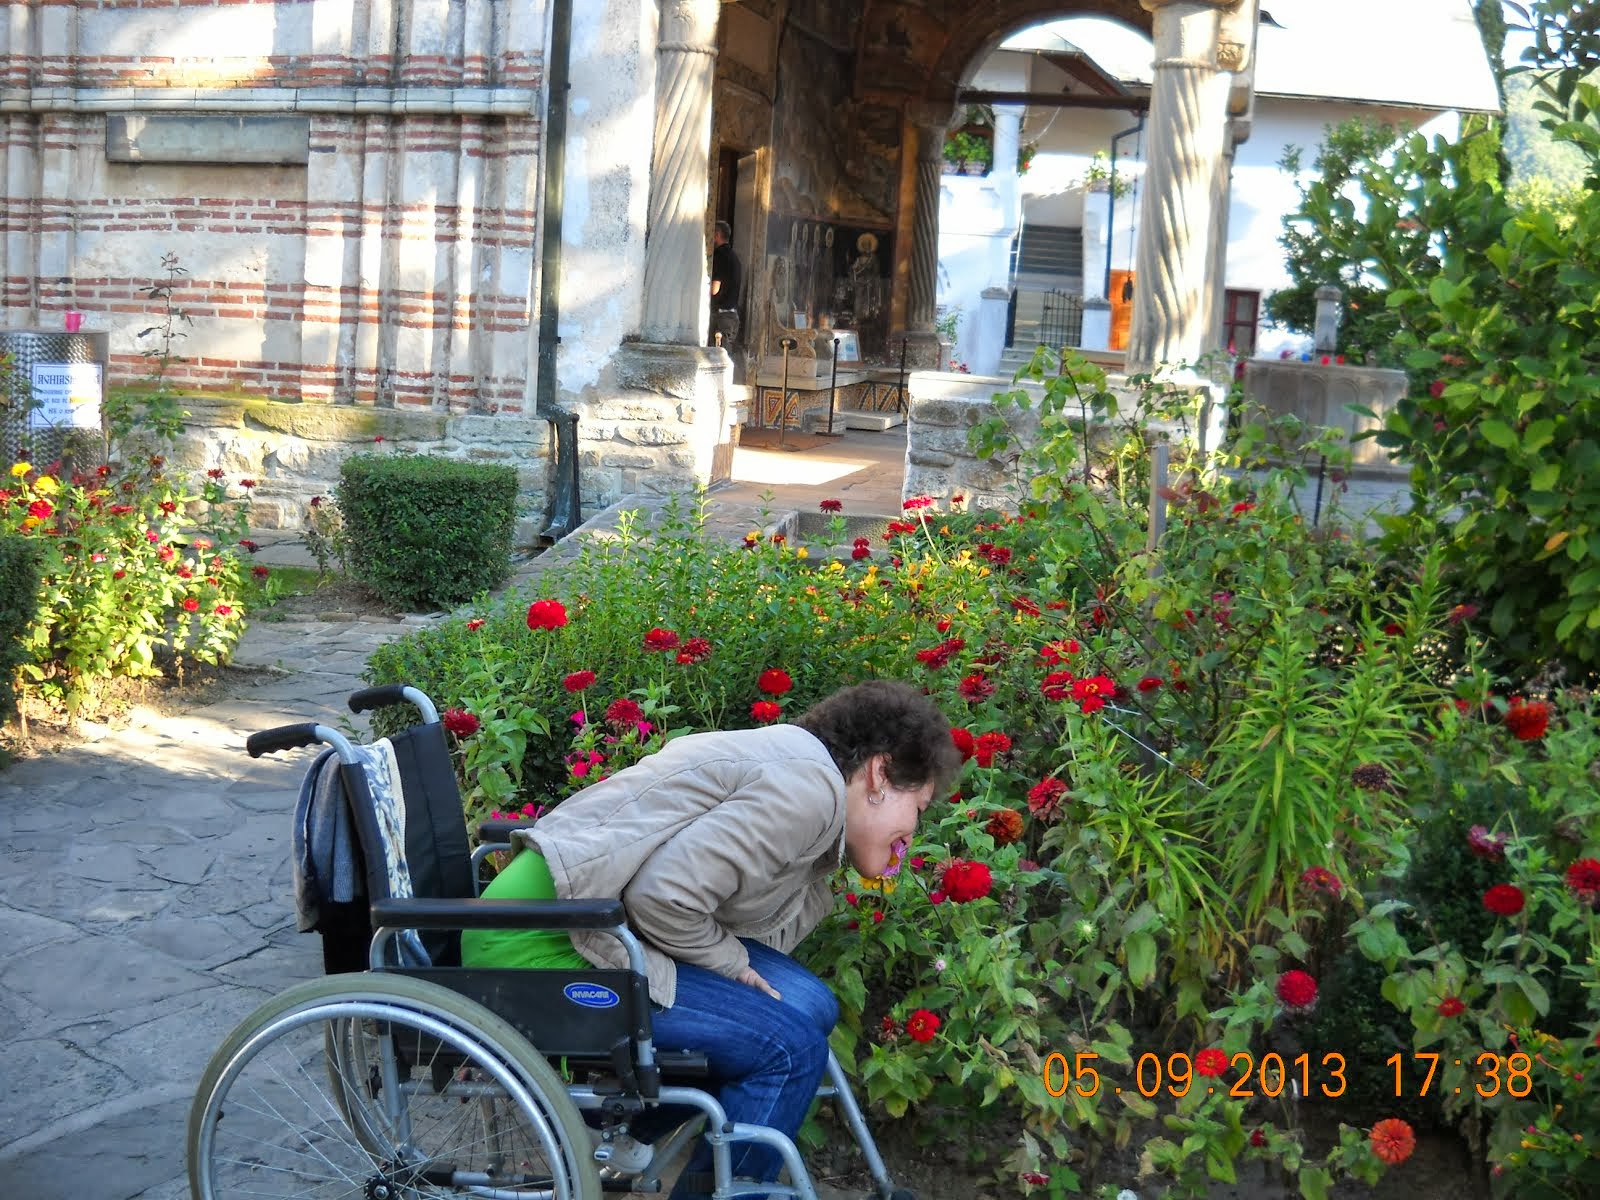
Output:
(639, 0), (720, 345)
(1125, 0), (1236, 375)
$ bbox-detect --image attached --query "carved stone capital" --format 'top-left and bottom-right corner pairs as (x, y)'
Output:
(660, 0), (719, 49)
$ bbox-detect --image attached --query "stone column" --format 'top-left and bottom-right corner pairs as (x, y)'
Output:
(1124, 0), (1237, 375)
(639, 0), (720, 345)
(902, 110), (948, 368)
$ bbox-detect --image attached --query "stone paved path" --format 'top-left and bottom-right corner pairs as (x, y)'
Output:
(0, 484), (878, 1200)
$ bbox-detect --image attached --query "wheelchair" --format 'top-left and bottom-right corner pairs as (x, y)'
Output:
(186, 685), (917, 1200)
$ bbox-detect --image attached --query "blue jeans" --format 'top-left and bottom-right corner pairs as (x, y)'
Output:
(637, 939), (838, 1199)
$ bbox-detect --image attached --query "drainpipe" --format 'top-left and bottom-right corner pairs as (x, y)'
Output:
(1102, 115), (1145, 301)
(535, 0), (581, 541)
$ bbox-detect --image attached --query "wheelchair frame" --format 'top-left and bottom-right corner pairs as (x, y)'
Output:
(186, 684), (913, 1200)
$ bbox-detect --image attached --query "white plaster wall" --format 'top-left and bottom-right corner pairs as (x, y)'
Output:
(556, 0), (659, 399)
(937, 177), (1017, 369)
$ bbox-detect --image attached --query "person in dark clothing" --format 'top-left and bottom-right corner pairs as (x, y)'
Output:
(710, 220), (741, 349)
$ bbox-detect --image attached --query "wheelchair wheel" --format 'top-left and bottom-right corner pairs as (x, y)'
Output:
(187, 973), (601, 1200)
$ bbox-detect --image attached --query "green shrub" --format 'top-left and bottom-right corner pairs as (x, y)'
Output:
(338, 453), (518, 611)
(0, 534), (43, 722)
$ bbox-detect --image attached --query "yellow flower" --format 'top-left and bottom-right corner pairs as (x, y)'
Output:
(826, 561), (844, 575)
(796, 547), (808, 559)
(32, 475), (59, 496)
(11, 462), (32, 477)
(857, 875), (897, 895)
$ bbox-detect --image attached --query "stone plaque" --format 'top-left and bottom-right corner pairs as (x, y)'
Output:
(106, 114), (311, 166)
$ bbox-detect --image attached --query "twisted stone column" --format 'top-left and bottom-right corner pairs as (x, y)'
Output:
(639, 0), (720, 345)
(1124, 0), (1238, 374)
(901, 113), (947, 367)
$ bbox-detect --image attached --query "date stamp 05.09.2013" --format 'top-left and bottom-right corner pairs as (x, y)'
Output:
(1041, 1049), (1541, 1102)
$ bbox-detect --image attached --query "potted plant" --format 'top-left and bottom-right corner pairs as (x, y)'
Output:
(942, 137), (965, 175)
(1017, 141), (1038, 175)
(949, 132), (992, 176)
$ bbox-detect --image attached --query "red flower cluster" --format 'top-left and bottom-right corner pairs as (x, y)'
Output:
(975, 542), (1011, 567)
(852, 537), (871, 560)
(903, 496), (934, 511)
(973, 731), (1011, 768)
(986, 809), (1024, 846)
(939, 859), (993, 903)
(1437, 996), (1466, 1017)
(751, 700), (783, 723)
(643, 627), (681, 652)
(1467, 824), (1509, 862)
(1483, 883), (1525, 917)
(1276, 969), (1318, 1011)
(563, 670), (596, 693)
(950, 727), (976, 761)
(883, 520), (919, 539)
(604, 698), (644, 727)
(442, 708), (480, 737)
(466, 618), (485, 631)
(905, 1008), (941, 1043)
(1564, 858), (1600, 907)
(1011, 596), (1041, 617)
(1027, 778), (1068, 821)
(758, 668), (793, 696)
(676, 637), (712, 665)
(958, 673), (995, 702)
(916, 638), (965, 668)
(1503, 698), (1551, 741)
(527, 599), (568, 630)
(1038, 639), (1080, 665)
(819, 499), (843, 513)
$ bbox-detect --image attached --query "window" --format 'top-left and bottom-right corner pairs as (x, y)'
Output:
(1223, 289), (1260, 356)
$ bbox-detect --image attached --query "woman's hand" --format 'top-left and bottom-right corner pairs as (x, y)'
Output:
(736, 965), (783, 1001)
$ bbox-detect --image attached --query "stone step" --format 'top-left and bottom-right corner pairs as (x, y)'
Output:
(835, 410), (904, 431)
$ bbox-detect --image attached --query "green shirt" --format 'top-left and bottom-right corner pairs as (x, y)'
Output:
(460, 848), (590, 970)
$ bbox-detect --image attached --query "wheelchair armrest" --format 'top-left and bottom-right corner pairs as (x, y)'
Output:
(371, 896), (627, 931)
(478, 819), (526, 846)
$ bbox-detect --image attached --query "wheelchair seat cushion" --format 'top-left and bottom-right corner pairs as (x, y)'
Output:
(461, 848), (592, 971)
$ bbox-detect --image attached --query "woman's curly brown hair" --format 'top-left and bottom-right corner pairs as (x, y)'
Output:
(795, 679), (961, 795)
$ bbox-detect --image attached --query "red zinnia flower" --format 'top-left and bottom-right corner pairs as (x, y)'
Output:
(563, 670), (596, 693)
(958, 673), (995, 702)
(1011, 596), (1041, 616)
(251, 564), (270, 580)
(466, 618), (485, 631)
(1483, 883), (1525, 917)
(1037, 639), (1080, 665)
(1276, 969), (1318, 1011)
(527, 599), (568, 630)
(1071, 675), (1116, 714)
(1370, 1118), (1416, 1166)
(986, 809), (1024, 846)
(905, 1008), (941, 1043)
(1250, 1129), (1267, 1148)
(1039, 670), (1074, 702)
(916, 638), (966, 668)
(676, 636), (712, 665)
(1027, 778), (1068, 821)
(1437, 996), (1466, 1017)
(950, 727), (975, 761)
(442, 708), (480, 737)
(1299, 866), (1343, 898)
(852, 544), (871, 560)
(973, 731), (1011, 767)
(820, 499), (842, 512)
(1467, 824), (1509, 862)
(1136, 675), (1163, 692)
(604, 698), (644, 727)
(1503, 698), (1551, 741)
(180, 597), (199, 613)
(27, 499), (52, 520)
(1194, 1048), (1230, 1077)
(757, 668), (793, 695)
(1564, 858), (1600, 907)
(941, 859), (993, 903)
(643, 627), (680, 652)
(214, 604), (233, 616)
(751, 700), (782, 723)
(239, 478), (256, 489)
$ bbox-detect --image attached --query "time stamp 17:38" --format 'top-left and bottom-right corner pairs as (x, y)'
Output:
(1040, 1051), (1539, 1100)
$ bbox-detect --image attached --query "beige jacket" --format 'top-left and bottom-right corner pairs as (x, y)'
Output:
(513, 724), (848, 1008)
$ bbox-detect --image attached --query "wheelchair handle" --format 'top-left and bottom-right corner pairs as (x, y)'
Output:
(246, 722), (326, 758)
(347, 685), (440, 724)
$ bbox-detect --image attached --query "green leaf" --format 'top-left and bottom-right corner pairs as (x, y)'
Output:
(1523, 419), (1556, 456)
(1529, 462), (1561, 493)
(1124, 931), (1157, 987)
(1478, 419), (1517, 450)
(1300, 1166), (1333, 1200)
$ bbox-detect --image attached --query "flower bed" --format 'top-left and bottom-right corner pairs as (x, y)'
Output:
(363, 356), (1599, 1199)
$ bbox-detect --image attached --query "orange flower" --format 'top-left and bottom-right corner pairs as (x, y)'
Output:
(985, 809), (1024, 845)
(1370, 1118), (1416, 1165)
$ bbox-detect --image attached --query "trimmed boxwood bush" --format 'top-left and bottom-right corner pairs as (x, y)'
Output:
(338, 453), (518, 611)
(0, 535), (43, 723)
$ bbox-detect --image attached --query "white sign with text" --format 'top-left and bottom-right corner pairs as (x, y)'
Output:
(29, 363), (103, 429)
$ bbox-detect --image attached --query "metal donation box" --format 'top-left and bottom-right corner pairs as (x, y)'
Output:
(0, 328), (110, 471)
